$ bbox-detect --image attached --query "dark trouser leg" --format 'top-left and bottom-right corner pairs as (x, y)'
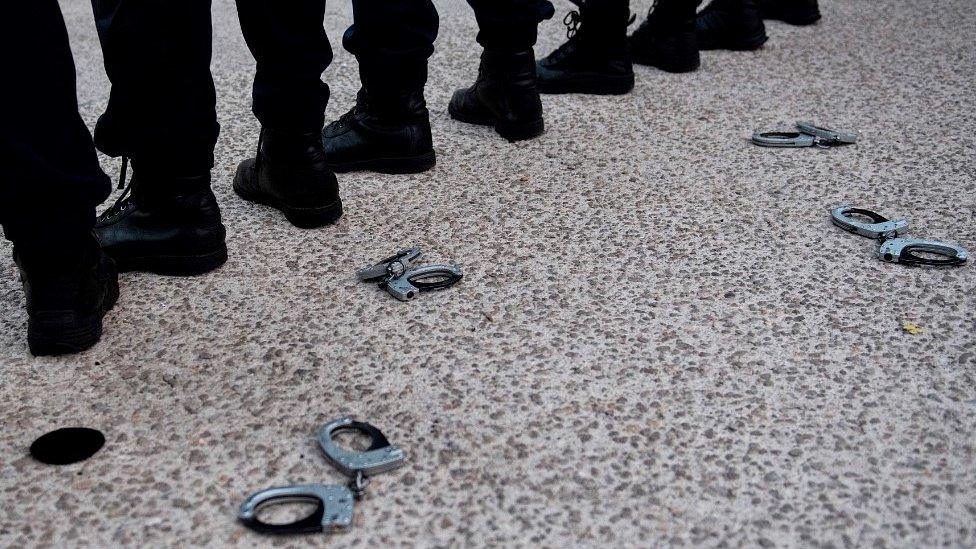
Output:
(232, 0), (343, 228)
(0, 0), (119, 356)
(320, 0), (439, 174)
(235, 0), (333, 132)
(448, 0), (554, 142)
(0, 0), (111, 249)
(89, 0), (226, 277)
(343, 0), (439, 92)
(92, 0), (218, 177)
(466, 0), (555, 51)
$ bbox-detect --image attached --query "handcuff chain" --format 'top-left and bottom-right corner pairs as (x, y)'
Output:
(349, 470), (370, 499)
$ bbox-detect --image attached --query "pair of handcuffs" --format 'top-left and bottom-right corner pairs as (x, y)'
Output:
(753, 122), (857, 148)
(830, 205), (968, 267)
(238, 418), (406, 535)
(357, 247), (463, 301)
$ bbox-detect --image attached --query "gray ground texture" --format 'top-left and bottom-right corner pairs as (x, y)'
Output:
(1, 0), (975, 547)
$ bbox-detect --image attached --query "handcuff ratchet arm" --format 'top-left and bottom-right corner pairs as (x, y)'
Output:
(752, 122), (857, 148)
(796, 121), (858, 145)
(751, 131), (816, 148)
(237, 484), (355, 534)
(317, 417), (407, 477)
(356, 247), (423, 282)
(879, 238), (969, 266)
(830, 205), (909, 240)
(380, 264), (464, 301)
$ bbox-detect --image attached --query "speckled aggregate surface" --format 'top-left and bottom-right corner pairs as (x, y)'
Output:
(1, 0), (975, 547)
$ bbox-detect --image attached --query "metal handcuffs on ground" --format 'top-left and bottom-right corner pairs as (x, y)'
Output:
(753, 121), (858, 148)
(358, 247), (463, 301)
(830, 205), (968, 267)
(238, 418), (406, 535)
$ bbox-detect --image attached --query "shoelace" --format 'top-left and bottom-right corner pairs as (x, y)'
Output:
(546, 0), (586, 61)
(117, 155), (128, 190)
(253, 128), (265, 173)
(553, 1), (635, 60)
(101, 156), (134, 219)
(563, 8), (582, 39)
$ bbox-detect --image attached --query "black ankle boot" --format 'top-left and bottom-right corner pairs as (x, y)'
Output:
(536, 0), (635, 95)
(449, 49), (545, 142)
(758, 0), (820, 25)
(629, 0), (703, 72)
(323, 87), (435, 174)
(95, 168), (227, 276)
(14, 234), (119, 356)
(234, 128), (343, 229)
(696, 0), (768, 51)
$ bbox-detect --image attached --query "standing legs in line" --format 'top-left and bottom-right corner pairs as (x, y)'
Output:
(322, 0), (440, 175)
(535, 0), (821, 96)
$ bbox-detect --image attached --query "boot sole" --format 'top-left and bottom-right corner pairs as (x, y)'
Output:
(766, 11), (821, 26)
(632, 54), (701, 73)
(112, 245), (228, 277)
(328, 150), (436, 174)
(27, 266), (120, 356)
(233, 164), (343, 229)
(630, 31), (701, 73)
(448, 107), (545, 143)
(698, 29), (769, 51)
(538, 73), (635, 95)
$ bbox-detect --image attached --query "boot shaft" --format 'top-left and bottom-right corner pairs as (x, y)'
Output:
(646, 0), (702, 26)
(355, 87), (430, 125)
(259, 127), (326, 166)
(14, 234), (104, 314)
(696, 0), (768, 50)
(356, 57), (430, 123)
(757, 0), (821, 25)
(565, 0), (632, 53)
(127, 167), (212, 207)
(478, 49), (538, 86)
(251, 127), (339, 210)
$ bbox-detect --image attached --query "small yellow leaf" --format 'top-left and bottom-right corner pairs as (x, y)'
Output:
(902, 322), (923, 335)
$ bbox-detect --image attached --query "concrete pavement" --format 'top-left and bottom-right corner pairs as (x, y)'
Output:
(1, 0), (974, 546)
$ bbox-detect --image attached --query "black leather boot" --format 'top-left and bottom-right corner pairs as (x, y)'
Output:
(323, 87), (435, 174)
(449, 49), (544, 142)
(95, 168), (227, 276)
(536, 0), (635, 95)
(14, 234), (119, 356)
(629, 0), (703, 73)
(758, 0), (821, 25)
(234, 128), (343, 229)
(696, 0), (768, 51)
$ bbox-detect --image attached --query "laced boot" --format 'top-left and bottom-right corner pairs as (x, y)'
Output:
(696, 0), (768, 51)
(757, 0), (821, 25)
(14, 233), (119, 356)
(449, 49), (544, 142)
(234, 128), (343, 229)
(628, 0), (702, 73)
(323, 82), (435, 174)
(536, 0), (635, 95)
(95, 159), (227, 276)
